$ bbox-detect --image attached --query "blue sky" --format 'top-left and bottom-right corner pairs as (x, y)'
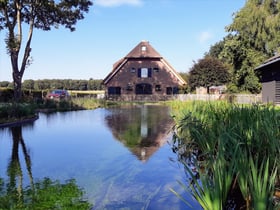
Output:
(0, 0), (246, 82)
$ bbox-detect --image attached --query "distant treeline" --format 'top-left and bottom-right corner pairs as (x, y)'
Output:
(0, 79), (104, 91)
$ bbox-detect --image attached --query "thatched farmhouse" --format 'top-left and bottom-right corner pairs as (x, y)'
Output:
(103, 41), (186, 101)
(255, 54), (280, 104)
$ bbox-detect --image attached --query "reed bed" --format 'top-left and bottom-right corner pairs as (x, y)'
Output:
(169, 101), (280, 209)
(71, 98), (106, 110)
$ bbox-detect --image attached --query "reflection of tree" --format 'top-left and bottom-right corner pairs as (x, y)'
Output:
(0, 126), (91, 209)
(6, 126), (33, 208)
(106, 105), (174, 161)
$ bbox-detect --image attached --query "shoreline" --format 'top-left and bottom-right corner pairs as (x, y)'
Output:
(0, 115), (39, 128)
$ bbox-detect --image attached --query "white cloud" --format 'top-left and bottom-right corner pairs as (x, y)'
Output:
(95, 0), (143, 7)
(198, 31), (213, 44)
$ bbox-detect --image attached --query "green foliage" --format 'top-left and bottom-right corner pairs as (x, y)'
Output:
(178, 72), (190, 93)
(226, 83), (239, 94)
(0, 81), (10, 88)
(188, 56), (230, 92)
(36, 99), (78, 111)
(227, 0), (280, 55)
(0, 103), (36, 123)
(0, 177), (92, 210)
(71, 98), (106, 110)
(206, 39), (226, 59)
(169, 101), (280, 209)
(247, 157), (278, 210)
(21, 79), (104, 91)
(27, 178), (91, 210)
(0, 88), (14, 102)
(22, 80), (35, 90)
(0, 0), (93, 101)
(217, 35), (265, 93)
(243, 69), (262, 93)
(0, 97), (106, 125)
(203, 0), (280, 94)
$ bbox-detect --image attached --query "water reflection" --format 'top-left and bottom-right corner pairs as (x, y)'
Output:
(0, 106), (201, 210)
(105, 105), (174, 162)
(6, 126), (33, 209)
(0, 126), (91, 209)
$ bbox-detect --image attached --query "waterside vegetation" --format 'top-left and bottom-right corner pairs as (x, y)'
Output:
(168, 101), (280, 209)
(0, 97), (106, 125)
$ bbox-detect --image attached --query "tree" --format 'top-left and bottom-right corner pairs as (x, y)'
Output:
(206, 38), (226, 59)
(188, 56), (230, 93)
(0, 0), (93, 101)
(219, 0), (280, 93)
(219, 35), (265, 93)
(22, 79), (34, 90)
(0, 81), (10, 87)
(179, 72), (190, 93)
(227, 0), (280, 56)
(204, 0), (280, 93)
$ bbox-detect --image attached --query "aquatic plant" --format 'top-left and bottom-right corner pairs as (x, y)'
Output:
(247, 157), (278, 210)
(0, 177), (92, 210)
(170, 101), (280, 209)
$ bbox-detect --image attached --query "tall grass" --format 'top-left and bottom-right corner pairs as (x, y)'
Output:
(0, 103), (37, 123)
(169, 101), (280, 209)
(71, 98), (106, 110)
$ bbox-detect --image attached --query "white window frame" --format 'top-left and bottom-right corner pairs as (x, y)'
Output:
(141, 68), (148, 78)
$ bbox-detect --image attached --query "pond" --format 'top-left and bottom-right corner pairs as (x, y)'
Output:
(0, 105), (201, 210)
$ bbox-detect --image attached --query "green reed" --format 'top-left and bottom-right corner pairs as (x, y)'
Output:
(170, 101), (280, 209)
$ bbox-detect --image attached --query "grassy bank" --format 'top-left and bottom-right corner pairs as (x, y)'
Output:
(0, 98), (107, 125)
(0, 96), (148, 125)
(168, 101), (280, 209)
(0, 103), (37, 124)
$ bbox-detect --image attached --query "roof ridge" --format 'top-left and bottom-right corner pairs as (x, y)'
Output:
(125, 41), (162, 58)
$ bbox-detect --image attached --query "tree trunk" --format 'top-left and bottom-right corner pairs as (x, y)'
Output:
(13, 72), (23, 102)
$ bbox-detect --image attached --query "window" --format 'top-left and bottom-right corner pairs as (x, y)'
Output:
(166, 87), (172, 95)
(136, 83), (152, 94)
(153, 67), (159, 72)
(126, 83), (133, 91)
(108, 87), (121, 95)
(173, 87), (179, 94)
(155, 85), (161, 91)
(141, 46), (147, 51)
(141, 68), (148, 78)
(138, 68), (152, 78)
(130, 67), (136, 73)
(166, 86), (179, 95)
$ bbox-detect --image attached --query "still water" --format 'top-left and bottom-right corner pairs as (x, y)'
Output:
(0, 105), (201, 209)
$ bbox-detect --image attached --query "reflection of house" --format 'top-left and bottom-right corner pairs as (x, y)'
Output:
(103, 41), (186, 101)
(255, 55), (280, 104)
(105, 105), (174, 162)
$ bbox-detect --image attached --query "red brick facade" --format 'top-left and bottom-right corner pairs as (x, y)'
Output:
(103, 41), (186, 101)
